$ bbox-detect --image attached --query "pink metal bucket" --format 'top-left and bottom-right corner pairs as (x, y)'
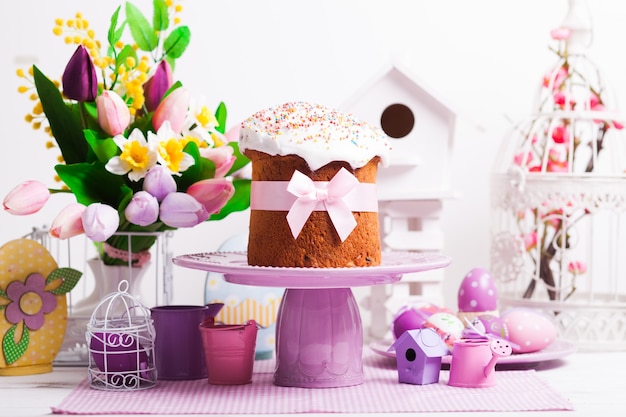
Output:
(198, 317), (258, 385)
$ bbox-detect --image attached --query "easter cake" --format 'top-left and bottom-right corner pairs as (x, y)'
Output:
(239, 101), (391, 268)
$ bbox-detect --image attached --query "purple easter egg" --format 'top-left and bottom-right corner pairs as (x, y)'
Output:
(90, 332), (148, 373)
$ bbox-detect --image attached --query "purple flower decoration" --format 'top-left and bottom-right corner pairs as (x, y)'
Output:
(5, 273), (57, 331)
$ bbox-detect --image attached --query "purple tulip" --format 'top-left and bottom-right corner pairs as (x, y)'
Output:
(3, 180), (51, 215)
(62, 45), (98, 102)
(159, 192), (209, 228)
(97, 90), (131, 136)
(125, 191), (159, 226)
(49, 203), (86, 239)
(143, 60), (173, 112)
(143, 165), (177, 201)
(186, 178), (234, 214)
(82, 203), (120, 242)
(152, 87), (190, 134)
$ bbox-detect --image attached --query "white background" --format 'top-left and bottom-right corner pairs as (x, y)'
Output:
(1, 0), (625, 315)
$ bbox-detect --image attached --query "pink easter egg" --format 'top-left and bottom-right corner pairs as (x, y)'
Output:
(457, 268), (498, 313)
(502, 309), (557, 353)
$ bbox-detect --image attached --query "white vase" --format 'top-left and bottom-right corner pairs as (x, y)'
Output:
(71, 258), (150, 317)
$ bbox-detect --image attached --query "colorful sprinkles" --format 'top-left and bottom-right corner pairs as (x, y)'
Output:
(239, 102), (391, 170)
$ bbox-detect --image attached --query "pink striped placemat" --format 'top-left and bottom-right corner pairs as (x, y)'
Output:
(52, 353), (573, 414)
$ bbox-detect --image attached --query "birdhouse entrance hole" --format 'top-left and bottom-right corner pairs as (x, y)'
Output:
(380, 103), (414, 138)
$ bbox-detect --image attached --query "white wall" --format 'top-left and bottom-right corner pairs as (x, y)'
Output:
(2, 0), (625, 316)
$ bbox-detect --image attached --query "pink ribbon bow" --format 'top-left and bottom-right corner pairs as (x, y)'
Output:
(286, 168), (359, 241)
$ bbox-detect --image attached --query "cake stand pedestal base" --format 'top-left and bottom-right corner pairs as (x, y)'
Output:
(273, 288), (363, 388)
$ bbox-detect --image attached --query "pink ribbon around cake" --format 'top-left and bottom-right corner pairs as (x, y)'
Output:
(250, 168), (378, 241)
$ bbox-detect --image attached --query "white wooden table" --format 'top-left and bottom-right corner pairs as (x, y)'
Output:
(1, 350), (624, 417)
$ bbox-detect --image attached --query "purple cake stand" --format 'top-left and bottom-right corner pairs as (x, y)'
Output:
(173, 251), (451, 388)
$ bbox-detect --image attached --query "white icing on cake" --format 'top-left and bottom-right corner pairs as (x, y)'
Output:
(239, 102), (391, 170)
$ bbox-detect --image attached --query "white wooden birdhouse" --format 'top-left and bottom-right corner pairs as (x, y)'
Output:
(341, 62), (458, 201)
(341, 62), (459, 340)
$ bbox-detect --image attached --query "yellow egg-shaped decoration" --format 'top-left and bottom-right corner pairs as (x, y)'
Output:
(0, 239), (68, 375)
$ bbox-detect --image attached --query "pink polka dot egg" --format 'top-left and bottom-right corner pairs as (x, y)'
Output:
(457, 267), (498, 315)
(502, 308), (557, 353)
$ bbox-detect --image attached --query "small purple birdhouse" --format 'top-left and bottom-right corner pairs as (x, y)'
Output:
(389, 327), (449, 385)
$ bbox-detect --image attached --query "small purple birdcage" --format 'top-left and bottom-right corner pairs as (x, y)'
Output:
(86, 280), (157, 390)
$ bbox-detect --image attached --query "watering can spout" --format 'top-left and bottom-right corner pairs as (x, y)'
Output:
(484, 339), (513, 377)
(205, 302), (224, 318)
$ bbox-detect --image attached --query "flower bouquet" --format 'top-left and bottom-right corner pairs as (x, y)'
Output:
(4, 1), (250, 267)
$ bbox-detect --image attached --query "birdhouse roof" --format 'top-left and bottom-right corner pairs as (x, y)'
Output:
(390, 328), (449, 358)
(340, 61), (459, 119)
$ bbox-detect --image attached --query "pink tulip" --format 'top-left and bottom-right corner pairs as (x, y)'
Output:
(143, 165), (177, 201)
(550, 27), (571, 41)
(513, 151), (533, 167)
(551, 125), (570, 144)
(224, 124), (240, 143)
(523, 232), (538, 251)
(199, 146), (236, 178)
(543, 66), (568, 91)
(568, 260), (587, 275)
(49, 203), (86, 239)
(97, 90), (131, 136)
(125, 191), (159, 226)
(3, 180), (51, 215)
(186, 178), (235, 214)
(589, 92), (601, 110)
(159, 192), (209, 228)
(81, 203), (120, 242)
(553, 92), (576, 110)
(143, 60), (173, 112)
(152, 87), (190, 134)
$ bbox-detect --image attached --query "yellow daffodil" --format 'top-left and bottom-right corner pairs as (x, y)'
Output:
(106, 128), (157, 181)
(149, 120), (195, 176)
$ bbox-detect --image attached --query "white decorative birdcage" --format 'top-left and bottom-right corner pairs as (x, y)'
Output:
(86, 280), (157, 390)
(491, 0), (626, 351)
(25, 227), (175, 366)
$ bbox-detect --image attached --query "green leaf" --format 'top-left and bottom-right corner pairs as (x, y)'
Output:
(116, 45), (138, 73)
(2, 325), (29, 365)
(33, 66), (87, 164)
(84, 129), (118, 163)
(176, 142), (216, 191)
(153, 0), (169, 31)
(126, 2), (158, 51)
(107, 6), (124, 46)
(210, 178), (251, 221)
(129, 112), (154, 135)
(164, 26), (190, 60)
(226, 142), (250, 175)
(215, 101), (227, 134)
(47, 268), (83, 295)
(55, 162), (129, 207)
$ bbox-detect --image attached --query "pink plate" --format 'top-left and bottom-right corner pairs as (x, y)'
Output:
(369, 338), (577, 365)
(173, 251), (451, 288)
